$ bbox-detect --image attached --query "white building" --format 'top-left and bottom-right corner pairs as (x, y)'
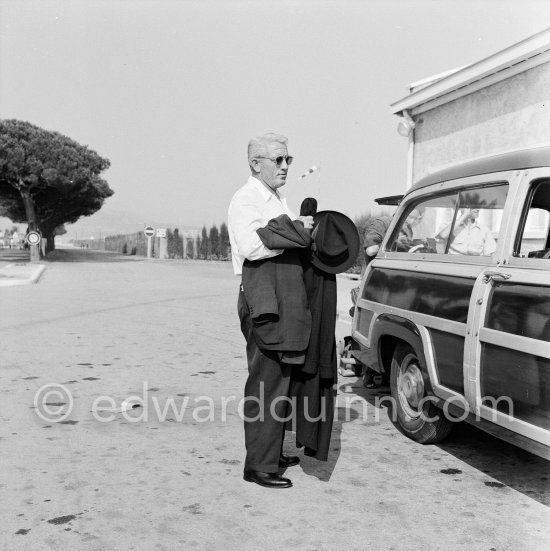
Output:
(391, 28), (550, 245)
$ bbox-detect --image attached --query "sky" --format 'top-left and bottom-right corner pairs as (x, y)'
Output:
(1, 0), (549, 235)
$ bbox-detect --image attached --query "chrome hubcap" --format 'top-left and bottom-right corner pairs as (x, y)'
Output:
(397, 354), (425, 418)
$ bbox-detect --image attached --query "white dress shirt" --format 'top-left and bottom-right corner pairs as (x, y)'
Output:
(228, 176), (297, 275)
(449, 222), (497, 256)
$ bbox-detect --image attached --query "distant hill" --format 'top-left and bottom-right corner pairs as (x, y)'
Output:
(0, 208), (201, 242)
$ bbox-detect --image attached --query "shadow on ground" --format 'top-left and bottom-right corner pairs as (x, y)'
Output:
(344, 379), (550, 506)
(436, 423), (550, 506)
(284, 383), (364, 483)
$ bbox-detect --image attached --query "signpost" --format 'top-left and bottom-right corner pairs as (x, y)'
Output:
(26, 231), (41, 246)
(144, 226), (155, 259)
(26, 231), (41, 263)
(156, 228), (167, 259)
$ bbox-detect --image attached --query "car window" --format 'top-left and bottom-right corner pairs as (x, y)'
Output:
(387, 183), (508, 256)
(387, 192), (458, 254)
(515, 179), (550, 259)
(447, 185), (508, 256)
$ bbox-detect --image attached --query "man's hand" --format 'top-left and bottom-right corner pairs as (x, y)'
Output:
(365, 244), (380, 257)
(297, 215), (314, 230)
(396, 237), (413, 251)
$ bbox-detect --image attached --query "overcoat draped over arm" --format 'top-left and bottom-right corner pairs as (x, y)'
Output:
(240, 215), (312, 352)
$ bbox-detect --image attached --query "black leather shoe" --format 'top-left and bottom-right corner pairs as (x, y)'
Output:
(243, 470), (292, 488)
(279, 454), (300, 468)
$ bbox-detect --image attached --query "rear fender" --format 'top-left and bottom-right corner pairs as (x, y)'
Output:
(370, 314), (437, 398)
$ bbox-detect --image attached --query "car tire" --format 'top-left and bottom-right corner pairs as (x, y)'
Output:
(390, 342), (454, 444)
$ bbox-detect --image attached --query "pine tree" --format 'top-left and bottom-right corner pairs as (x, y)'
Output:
(173, 228), (184, 258)
(209, 225), (220, 258)
(219, 222), (230, 259)
(200, 226), (209, 259)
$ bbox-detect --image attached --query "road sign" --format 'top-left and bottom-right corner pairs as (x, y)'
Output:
(26, 231), (41, 246)
(144, 226), (155, 237)
(156, 228), (166, 238)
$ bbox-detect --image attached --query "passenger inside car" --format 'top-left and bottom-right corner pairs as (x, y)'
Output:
(438, 208), (497, 256)
(395, 208), (423, 251)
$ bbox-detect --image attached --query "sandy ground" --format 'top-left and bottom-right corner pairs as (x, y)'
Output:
(0, 249), (548, 550)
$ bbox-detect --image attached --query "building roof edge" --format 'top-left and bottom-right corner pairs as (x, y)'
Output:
(391, 28), (550, 115)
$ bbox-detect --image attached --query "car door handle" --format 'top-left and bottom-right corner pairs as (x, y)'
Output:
(482, 271), (511, 283)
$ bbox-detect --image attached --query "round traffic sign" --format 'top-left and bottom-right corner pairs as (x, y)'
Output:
(26, 231), (41, 245)
(144, 226), (155, 237)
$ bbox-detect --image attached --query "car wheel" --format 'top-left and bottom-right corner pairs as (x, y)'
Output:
(390, 342), (454, 444)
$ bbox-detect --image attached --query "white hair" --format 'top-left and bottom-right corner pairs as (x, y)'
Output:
(247, 133), (288, 166)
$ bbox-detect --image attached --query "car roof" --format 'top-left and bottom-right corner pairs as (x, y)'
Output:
(406, 145), (550, 198)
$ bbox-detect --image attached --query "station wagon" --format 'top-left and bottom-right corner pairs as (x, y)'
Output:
(352, 146), (550, 459)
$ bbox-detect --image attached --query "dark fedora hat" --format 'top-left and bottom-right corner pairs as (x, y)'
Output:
(310, 210), (360, 274)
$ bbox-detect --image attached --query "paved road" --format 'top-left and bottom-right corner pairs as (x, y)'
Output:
(1, 249), (548, 550)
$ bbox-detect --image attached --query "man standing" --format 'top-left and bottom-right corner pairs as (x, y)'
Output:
(228, 133), (313, 489)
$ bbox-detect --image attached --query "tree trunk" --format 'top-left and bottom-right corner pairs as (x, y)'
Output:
(41, 227), (56, 254)
(18, 184), (41, 261)
(18, 185), (38, 232)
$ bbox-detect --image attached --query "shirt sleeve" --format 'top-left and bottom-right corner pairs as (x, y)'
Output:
(363, 219), (384, 248)
(364, 217), (391, 249)
(228, 198), (283, 261)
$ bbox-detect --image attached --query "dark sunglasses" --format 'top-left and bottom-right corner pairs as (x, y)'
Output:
(257, 155), (294, 167)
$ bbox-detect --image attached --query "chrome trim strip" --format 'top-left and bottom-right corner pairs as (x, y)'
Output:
(417, 325), (467, 402)
(353, 311), (383, 349)
(352, 330), (369, 348)
(369, 258), (485, 277)
(366, 311), (382, 347)
(417, 324), (439, 386)
(479, 327), (550, 359)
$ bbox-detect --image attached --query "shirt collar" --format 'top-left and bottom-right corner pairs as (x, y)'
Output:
(248, 176), (285, 203)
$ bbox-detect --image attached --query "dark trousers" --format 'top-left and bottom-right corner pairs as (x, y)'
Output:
(238, 288), (292, 473)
